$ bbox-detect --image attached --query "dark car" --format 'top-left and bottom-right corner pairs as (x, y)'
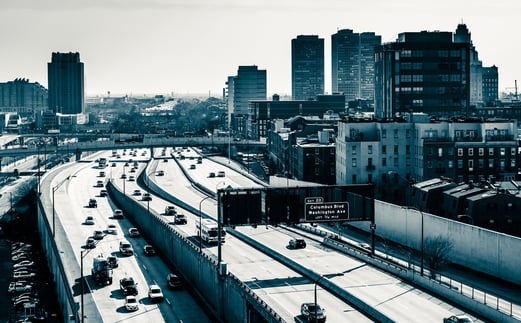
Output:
(88, 198), (97, 208)
(107, 256), (118, 268)
(142, 193), (152, 201)
(289, 238), (306, 249)
(300, 303), (326, 323)
(167, 273), (182, 289)
(119, 277), (138, 296)
(143, 245), (156, 256)
(128, 228), (140, 238)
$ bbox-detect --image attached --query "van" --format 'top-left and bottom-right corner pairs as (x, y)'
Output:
(119, 241), (134, 256)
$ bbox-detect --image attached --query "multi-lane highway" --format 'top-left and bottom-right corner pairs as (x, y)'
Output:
(40, 146), (491, 322)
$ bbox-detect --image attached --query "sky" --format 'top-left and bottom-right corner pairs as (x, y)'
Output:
(1, 0), (520, 97)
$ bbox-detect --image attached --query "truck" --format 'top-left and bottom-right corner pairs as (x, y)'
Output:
(196, 219), (225, 244)
(91, 256), (113, 286)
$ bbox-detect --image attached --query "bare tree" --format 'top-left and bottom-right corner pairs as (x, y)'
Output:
(424, 235), (453, 273)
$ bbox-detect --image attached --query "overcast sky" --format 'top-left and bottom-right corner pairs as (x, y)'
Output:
(1, 0), (519, 97)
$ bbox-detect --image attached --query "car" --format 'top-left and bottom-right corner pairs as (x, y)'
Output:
(208, 172), (216, 178)
(93, 230), (104, 240)
(133, 161), (138, 167)
(120, 173), (127, 179)
(167, 273), (182, 289)
(157, 170), (164, 176)
(300, 303), (326, 323)
(106, 224), (117, 234)
(124, 295), (139, 311)
(163, 159), (168, 163)
(95, 180), (104, 187)
(289, 238), (306, 249)
(143, 245), (156, 256)
(148, 284), (164, 302)
(8, 281), (33, 294)
(99, 189), (107, 197)
(443, 315), (474, 323)
(128, 228), (140, 238)
(132, 189), (142, 196)
(128, 175), (135, 181)
(107, 256), (118, 268)
(85, 237), (96, 249)
(111, 162), (116, 167)
(113, 209), (124, 219)
(174, 213), (187, 224)
(142, 193), (152, 201)
(119, 240), (134, 256)
(129, 167), (136, 173)
(164, 205), (176, 215)
(99, 171), (105, 177)
(13, 260), (35, 269)
(84, 216), (95, 225)
(217, 171), (225, 177)
(120, 277), (138, 296)
(190, 164), (196, 169)
(88, 198), (97, 208)
(124, 162), (129, 167)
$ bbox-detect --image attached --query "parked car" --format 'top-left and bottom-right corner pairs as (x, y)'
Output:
(444, 315), (473, 323)
(300, 303), (326, 323)
(88, 198), (97, 208)
(143, 245), (156, 256)
(166, 273), (182, 289)
(148, 284), (164, 302)
(288, 238), (306, 249)
(113, 209), (124, 219)
(128, 228), (140, 238)
(124, 295), (139, 312)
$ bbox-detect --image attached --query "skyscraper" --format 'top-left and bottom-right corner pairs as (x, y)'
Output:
(331, 29), (381, 102)
(291, 35), (324, 100)
(48, 52), (84, 115)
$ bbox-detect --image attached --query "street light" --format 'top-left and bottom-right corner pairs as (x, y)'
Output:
(314, 273), (344, 323)
(52, 176), (70, 238)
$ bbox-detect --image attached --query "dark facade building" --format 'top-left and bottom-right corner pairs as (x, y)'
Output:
(482, 65), (499, 106)
(0, 78), (48, 114)
(331, 29), (381, 102)
(292, 35), (324, 100)
(374, 30), (471, 119)
(248, 94), (345, 139)
(48, 52), (85, 115)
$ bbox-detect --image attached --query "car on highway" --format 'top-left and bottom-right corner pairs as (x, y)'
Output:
(167, 273), (182, 289)
(132, 189), (141, 196)
(443, 315), (473, 323)
(111, 162), (116, 167)
(288, 238), (306, 249)
(107, 256), (118, 268)
(148, 284), (164, 302)
(99, 189), (107, 197)
(85, 237), (96, 249)
(93, 230), (104, 240)
(120, 174), (127, 179)
(113, 209), (124, 219)
(119, 240), (133, 256)
(128, 228), (140, 238)
(142, 193), (152, 201)
(128, 175), (135, 181)
(124, 295), (139, 312)
(190, 164), (196, 169)
(157, 170), (164, 176)
(217, 171), (225, 177)
(120, 277), (138, 296)
(88, 198), (97, 208)
(106, 224), (117, 234)
(95, 180), (104, 187)
(164, 205), (176, 215)
(208, 172), (215, 178)
(84, 216), (95, 225)
(129, 167), (136, 173)
(143, 245), (156, 256)
(99, 171), (105, 177)
(300, 303), (326, 323)
(174, 213), (187, 224)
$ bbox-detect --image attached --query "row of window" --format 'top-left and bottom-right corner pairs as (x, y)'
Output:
(426, 159), (516, 169)
(352, 144), (411, 155)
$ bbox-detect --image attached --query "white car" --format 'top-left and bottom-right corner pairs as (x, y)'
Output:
(107, 224), (117, 234)
(148, 284), (164, 302)
(124, 295), (139, 311)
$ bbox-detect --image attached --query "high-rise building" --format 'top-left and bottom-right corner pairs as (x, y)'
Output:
(291, 35), (324, 100)
(48, 52), (85, 115)
(0, 78), (48, 113)
(331, 29), (381, 102)
(226, 65), (267, 136)
(374, 31), (471, 119)
(482, 65), (499, 106)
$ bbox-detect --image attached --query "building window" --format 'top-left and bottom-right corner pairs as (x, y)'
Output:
(500, 160), (505, 171)
(368, 145), (373, 154)
(438, 147), (443, 157)
(512, 148), (516, 156)
(394, 157), (398, 167)
(352, 145), (357, 155)
(457, 148), (463, 156)
(406, 145), (411, 155)
(468, 160), (474, 171)
(406, 129), (410, 138)
(511, 159), (516, 167)
(478, 159), (484, 168)
(500, 148), (505, 156)
(352, 174), (357, 183)
(352, 158), (357, 167)
(488, 148), (494, 156)
(488, 159), (494, 168)
(394, 145), (398, 154)
(382, 158), (387, 166)
(427, 160), (433, 168)
(382, 129), (387, 138)
(479, 148), (484, 156)
(468, 148), (473, 156)
(394, 129), (398, 139)
(382, 145), (387, 154)
(368, 174), (373, 183)
(448, 160), (453, 168)
(457, 160), (463, 168)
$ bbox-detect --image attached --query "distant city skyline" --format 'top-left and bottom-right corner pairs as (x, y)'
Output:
(1, 0), (519, 97)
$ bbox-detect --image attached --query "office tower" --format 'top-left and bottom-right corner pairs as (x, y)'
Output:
(48, 52), (84, 115)
(331, 29), (381, 102)
(482, 66), (498, 106)
(226, 65), (267, 136)
(374, 30), (470, 119)
(292, 35), (324, 100)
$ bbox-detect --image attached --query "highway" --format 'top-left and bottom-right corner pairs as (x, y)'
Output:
(39, 145), (491, 322)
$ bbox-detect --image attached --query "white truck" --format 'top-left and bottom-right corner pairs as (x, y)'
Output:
(91, 256), (113, 286)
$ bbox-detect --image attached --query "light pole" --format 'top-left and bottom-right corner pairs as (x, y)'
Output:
(314, 273), (344, 323)
(52, 176), (70, 238)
